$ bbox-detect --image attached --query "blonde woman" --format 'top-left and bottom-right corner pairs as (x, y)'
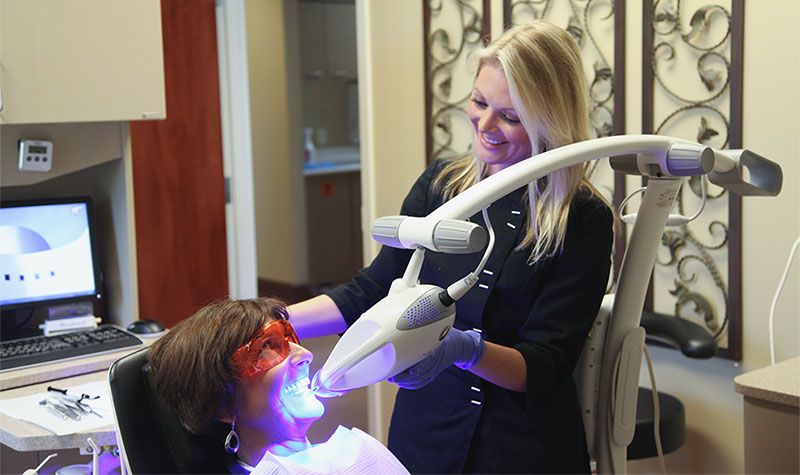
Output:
(290, 21), (613, 473)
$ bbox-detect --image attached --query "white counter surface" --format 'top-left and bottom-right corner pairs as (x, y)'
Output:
(734, 356), (800, 407)
(303, 145), (360, 176)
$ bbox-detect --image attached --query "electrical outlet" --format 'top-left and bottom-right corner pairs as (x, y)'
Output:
(18, 139), (53, 172)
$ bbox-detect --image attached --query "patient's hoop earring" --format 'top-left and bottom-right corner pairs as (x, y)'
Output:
(224, 419), (240, 454)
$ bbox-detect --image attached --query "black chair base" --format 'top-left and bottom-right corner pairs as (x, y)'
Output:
(628, 387), (686, 460)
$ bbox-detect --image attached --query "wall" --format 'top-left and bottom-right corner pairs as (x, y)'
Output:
(246, 0), (308, 286)
(353, 0), (426, 440)
(628, 1), (800, 473)
(0, 123), (139, 327)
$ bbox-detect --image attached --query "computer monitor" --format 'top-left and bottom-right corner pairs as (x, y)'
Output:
(0, 197), (103, 319)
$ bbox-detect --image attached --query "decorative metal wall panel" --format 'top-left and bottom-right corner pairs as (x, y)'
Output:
(424, 0), (492, 163)
(643, 0), (744, 360)
(503, 0), (627, 274)
(503, 0), (625, 140)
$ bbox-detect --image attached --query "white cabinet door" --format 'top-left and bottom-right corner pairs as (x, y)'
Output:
(299, 2), (327, 79)
(325, 3), (356, 80)
(0, 0), (166, 125)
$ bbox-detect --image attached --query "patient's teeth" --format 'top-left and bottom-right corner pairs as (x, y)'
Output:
(284, 377), (312, 396)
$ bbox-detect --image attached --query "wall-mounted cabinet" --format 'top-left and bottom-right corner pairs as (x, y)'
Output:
(299, 2), (357, 81)
(0, 0), (166, 125)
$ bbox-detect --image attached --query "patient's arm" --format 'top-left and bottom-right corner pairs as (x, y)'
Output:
(288, 295), (348, 339)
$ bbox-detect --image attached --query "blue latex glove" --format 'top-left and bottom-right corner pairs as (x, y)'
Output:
(388, 328), (484, 390)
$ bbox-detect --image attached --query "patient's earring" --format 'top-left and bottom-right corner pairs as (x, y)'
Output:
(224, 419), (240, 454)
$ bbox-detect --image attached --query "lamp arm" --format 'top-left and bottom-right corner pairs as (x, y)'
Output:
(426, 134), (707, 222)
(373, 135), (781, 254)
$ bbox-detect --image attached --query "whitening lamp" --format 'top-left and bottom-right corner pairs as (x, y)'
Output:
(311, 135), (782, 398)
(312, 217), (491, 396)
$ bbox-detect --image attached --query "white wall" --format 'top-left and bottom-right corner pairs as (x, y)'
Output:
(246, 0), (308, 285)
(355, 0), (426, 440)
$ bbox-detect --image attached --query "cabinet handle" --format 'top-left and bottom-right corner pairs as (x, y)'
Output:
(305, 69), (324, 79)
(331, 69), (348, 79)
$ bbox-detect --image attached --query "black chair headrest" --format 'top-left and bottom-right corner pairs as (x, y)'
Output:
(109, 348), (232, 474)
(141, 363), (231, 474)
(641, 311), (718, 359)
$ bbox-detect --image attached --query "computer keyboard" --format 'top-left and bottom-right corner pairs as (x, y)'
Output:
(0, 325), (144, 372)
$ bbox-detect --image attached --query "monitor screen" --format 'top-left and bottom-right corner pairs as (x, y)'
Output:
(0, 198), (100, 308)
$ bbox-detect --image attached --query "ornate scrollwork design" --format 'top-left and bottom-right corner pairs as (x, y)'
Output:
(427, 0), (487, 161)
(507, 0), (617, 140)
(505, 0), (624, 285)
(649, 0), (737, 346)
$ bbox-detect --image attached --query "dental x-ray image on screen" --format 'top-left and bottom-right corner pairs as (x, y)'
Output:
(0, 198), (99, 308)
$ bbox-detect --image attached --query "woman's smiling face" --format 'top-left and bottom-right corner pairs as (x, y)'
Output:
(236, 339), (325, 434)
(467, 63), (533, 175)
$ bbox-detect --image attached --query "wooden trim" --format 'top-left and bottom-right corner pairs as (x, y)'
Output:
(482, 0), (491, 43)
(730, 0), (745, 150)
(131, 0), (228, 328)
(642, 0), (655, 312)
(722, 0), (745, 361)
(502, 0), (510, 28)
(613, 0), (627, 137)
(642, 0), (655, 135)
(613, 0), (627, 278)
(258, 279), (313, 305)
(423, 0), (433, 164)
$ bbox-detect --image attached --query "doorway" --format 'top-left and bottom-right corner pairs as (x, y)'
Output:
(242, 0), (367, 444)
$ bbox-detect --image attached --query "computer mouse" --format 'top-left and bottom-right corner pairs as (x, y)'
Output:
(127, 319), (166, 336)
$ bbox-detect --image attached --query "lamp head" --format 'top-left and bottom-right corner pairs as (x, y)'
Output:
(312, 283), (455, 396)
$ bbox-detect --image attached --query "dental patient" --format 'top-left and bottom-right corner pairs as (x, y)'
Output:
(148, 298), (407, 474)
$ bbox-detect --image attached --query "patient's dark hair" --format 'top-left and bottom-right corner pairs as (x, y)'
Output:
(147, 298), (289, 434)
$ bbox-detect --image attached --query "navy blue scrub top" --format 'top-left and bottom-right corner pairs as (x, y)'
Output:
(327, 160), (614, 474)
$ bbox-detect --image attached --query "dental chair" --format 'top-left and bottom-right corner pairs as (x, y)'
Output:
(108, 347), (230, 474)
(576, 304), (717, 468)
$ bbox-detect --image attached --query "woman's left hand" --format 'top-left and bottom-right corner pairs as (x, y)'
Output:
(388, 328), (484, 389)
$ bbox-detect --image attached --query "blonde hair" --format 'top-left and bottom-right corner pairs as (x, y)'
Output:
(434, 21), (607, 263)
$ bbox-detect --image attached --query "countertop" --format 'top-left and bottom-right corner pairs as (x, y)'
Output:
(0, 337), (158, 451)
(303, 145), (360, 177)
(0, 335), (158, 391)
(304, 161), (360, 177)
(734, 356), (799, 407)
(0, 371), (117, 450)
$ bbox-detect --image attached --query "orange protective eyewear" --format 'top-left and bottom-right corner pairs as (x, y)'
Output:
(230, 319), (300, 378)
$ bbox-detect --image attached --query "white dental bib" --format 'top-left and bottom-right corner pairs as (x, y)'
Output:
(249, 426), (408, 475)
